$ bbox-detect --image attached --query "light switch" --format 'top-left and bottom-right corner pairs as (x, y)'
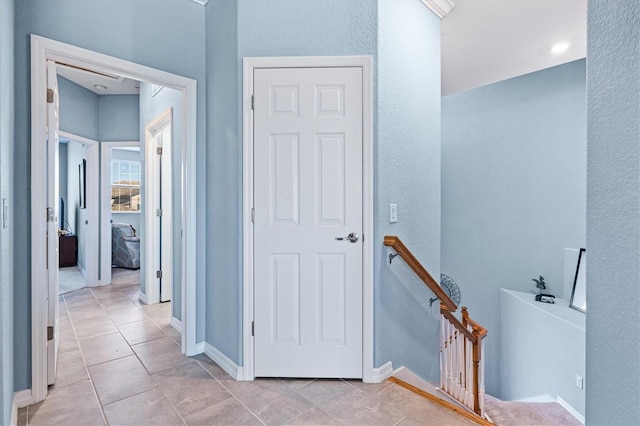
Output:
(2, 197), (7, 229)
(390, 203), (397, 223)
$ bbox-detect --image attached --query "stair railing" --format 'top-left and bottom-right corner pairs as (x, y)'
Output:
(384, 235), (488, 417)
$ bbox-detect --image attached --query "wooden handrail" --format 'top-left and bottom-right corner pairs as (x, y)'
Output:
(385, 236), (488, 418)
(441, 304), (476, 343)
(462, 307), (488, 339)
(383, 235), (457, 312)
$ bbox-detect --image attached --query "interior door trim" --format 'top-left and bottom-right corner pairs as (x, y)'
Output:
(241, 56), (374, 382)
(30, 34), (199, 405)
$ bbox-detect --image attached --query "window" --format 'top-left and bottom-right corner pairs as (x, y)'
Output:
(111, 160), (141, 212)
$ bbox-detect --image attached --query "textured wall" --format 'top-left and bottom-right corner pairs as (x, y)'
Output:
(586, 1), (640, 424)
(205, 0), (443, 377)
(205, 0), (378, 365)
(98, 95), (140, 142)
(205, 0), (240, 362)
(376, 0), (442, 381)
(57, 77), (97, 271)
(500, 289), (585, 416)
(442, 60), (587, 396)
(0, 0), (14, 422)
(14, 0), (206, 391)
(58, 77), (99, 140)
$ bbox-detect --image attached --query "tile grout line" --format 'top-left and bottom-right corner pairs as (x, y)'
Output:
(62, 291), (110, 426)
(73, 282), (170, 423)
(101, 284), (191, 426)
(193, 359), (267, 426)
(89, 286), (185, 423)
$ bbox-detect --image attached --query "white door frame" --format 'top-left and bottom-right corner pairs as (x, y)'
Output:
(100, 140), (140, 287)
(241, 56), (374, 382)
(144, 109), (173, 304)
(59, 131), (99, 286)
(30, 35), (199, 404)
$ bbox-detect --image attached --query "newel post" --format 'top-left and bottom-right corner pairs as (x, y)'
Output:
(471, 325), (481, 415)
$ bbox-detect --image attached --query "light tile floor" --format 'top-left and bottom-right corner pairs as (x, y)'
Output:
(19, 272), (474, 426)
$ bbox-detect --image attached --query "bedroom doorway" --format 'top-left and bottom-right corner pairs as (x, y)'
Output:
(30, 35), (198, 404)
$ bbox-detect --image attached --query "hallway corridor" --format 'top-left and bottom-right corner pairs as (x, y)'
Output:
(18, 279), (473, 425)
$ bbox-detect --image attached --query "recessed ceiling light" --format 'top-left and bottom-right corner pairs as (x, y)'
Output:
(93, 84), (107, 92)
(551, 42), (570, 54)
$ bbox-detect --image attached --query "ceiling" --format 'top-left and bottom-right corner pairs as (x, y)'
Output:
(441, 0), (587, 96)
(56, 63), (140, 95)
(56, 1), (587, 98)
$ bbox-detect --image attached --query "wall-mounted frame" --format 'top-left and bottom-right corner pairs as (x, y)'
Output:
(570, 248), (586, 313)
(79, 159), (87, 209)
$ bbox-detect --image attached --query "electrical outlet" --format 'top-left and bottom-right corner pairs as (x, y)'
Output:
(576, 375), (584, 389)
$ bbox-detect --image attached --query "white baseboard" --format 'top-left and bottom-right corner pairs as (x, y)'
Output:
(14, 390), (32, 409)
(368, 361), (393, 383)
(10, 395), (18, 426)
(515, 393), (555, 403)
(204, 342), (242, 380)
(11, 389), (33, 425)
(195, 341), (205, 353)
(78, 264), (87, 277)
(138, 291), (148, 304)
(557, 396), (585, 425)
(170, 317), (182, 332)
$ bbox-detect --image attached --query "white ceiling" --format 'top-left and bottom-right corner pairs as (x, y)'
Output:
(56, 1), (586, 98)
(441, 0), (587, 96)
(56, 63), (140, 95)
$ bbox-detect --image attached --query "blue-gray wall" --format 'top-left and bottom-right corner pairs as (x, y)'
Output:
(99, 95), (140, 141)
(206, 0), (378, 367)
(442, 60), (587, 396)
(586, 1), (640, 424)
(0, 0), (15, 423)
(58, 76), (98, 140)
(58, 77), (96, 263)
(138, 83), (183, 321)
(206, 0), (239, 363)
(376, 0), (442, 381)
(14, 0), (206, 392)
(206, 0), (443, 382)
(500, 289), (585, 416)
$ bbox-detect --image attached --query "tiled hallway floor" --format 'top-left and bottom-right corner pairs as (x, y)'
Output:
(19, 275), (474, 426)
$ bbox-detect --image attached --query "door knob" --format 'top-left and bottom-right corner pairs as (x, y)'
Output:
(335, 232), (359, 243)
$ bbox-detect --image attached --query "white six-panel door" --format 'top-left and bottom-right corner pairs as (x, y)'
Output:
(253, 67), (363, 378)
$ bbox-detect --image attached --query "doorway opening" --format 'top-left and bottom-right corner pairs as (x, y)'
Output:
(30, 35), (198, 404)
(57, 132), (100, 295)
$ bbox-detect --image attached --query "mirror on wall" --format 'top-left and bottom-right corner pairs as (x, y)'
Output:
(570, 248), (586, 313)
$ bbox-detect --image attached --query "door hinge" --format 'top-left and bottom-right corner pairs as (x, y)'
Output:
(46, 207), (54, 222)
(156, 208), (162, 217)
(251, 94), (254, 110)
(251, 321), (255, 336)
(251, 207), (255, 223)
(47, 88), (54, 104)
(157, 147), (163, 155)
(156, 270), (163, 279)
(47, 326), (54, 341)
